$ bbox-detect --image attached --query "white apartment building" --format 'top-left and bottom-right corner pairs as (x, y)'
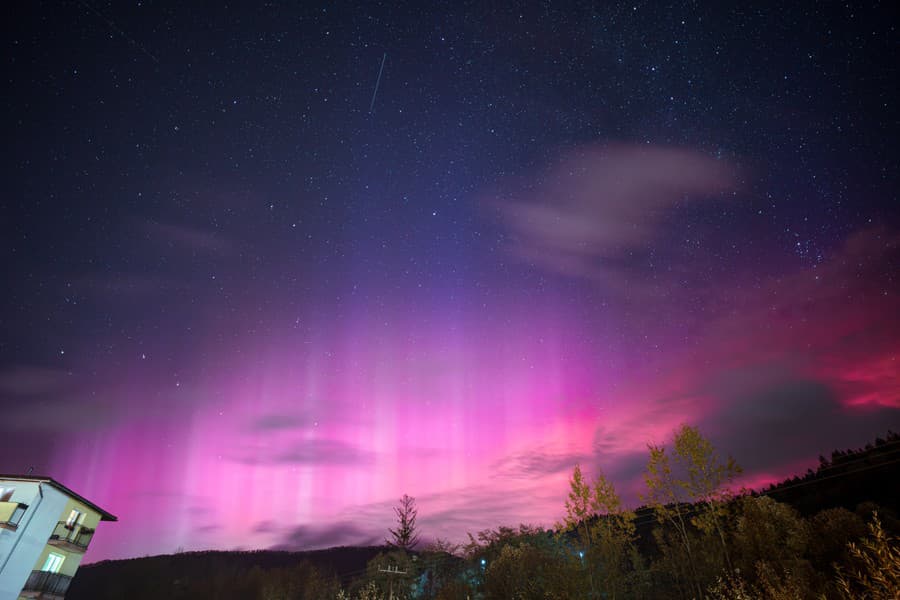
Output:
(0, 475), (116, 599)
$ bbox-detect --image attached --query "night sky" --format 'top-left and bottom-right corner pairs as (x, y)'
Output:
(3, 2), (898, 561)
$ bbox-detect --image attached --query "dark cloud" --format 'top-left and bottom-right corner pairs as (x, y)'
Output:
(492, 447), (588, 479)
(270, 521), (381, 551)
(699, 367), (900, 472)
(252, 520), (278, 534)
(246, 413), (312, 432)
(230, 438), (374, 466)
(588, 451), (649, 490)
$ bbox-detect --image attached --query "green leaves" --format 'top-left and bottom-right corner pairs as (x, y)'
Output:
(562, 464), (638, 598)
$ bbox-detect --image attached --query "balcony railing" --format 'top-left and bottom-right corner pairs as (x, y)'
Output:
(22, 570), (72, 598)
(48, 521), (95, 552)
(0, 501), (28, 531)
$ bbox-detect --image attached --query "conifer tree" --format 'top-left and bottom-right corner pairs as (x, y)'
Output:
(388, 493), (421, 551)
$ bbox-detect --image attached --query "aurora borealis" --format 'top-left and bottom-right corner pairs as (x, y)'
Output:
(2, 2), (898, 561)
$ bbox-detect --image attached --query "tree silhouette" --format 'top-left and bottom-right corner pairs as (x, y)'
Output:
(559, 464), (637, 598)
(388, 494), (421, 551)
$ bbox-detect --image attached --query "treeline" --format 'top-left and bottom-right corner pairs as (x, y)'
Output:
(69, 428), (900, 599)
(67, 547), (383, 599)
(763, 430), (900, 515)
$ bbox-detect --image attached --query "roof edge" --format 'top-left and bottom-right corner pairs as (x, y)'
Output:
(0, 474), (118, 521)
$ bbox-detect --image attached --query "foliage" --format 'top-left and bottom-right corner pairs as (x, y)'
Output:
(726, 496), (818, 598)
(417, 546), (466, 599)
(559, 464), (638, 599)
(732, 496), (809, 573)
(708, 562), (807, 600)
(806, 507), (866, 574)
(642, 424), (741, 597)
(482, 540), (584, 599)
(835, 512), (900, 600)
(364, 550), (416, 600)
(388, 494), (421, 551)
(463, 523), (549, 562)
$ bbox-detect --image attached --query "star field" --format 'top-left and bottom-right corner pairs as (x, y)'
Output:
(2, 1), (898, 559)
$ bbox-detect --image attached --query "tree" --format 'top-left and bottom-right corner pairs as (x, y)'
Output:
(482, 541), (584, 599)
(419, 539), (467, 599)
(807, 507), (866, 575)
(835, 512), (900, 600)
(730, 496), (815, 597)
(642, 424), (741, 598)
(388, 494), (421, 551)
(560, 464), (637, 599)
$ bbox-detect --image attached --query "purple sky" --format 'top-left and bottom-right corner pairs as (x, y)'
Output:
(2, 3), (898, 561)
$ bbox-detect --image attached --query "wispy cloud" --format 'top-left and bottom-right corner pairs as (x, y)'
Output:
(143, 220), (237, 257)
(491, 143), (738, 288)
(0, 365), (118, 434)
(246, 413), (313, 432)
(0, 365), (72, 396)
(492, 447), (588, 479)
(229, 438), (374, 466)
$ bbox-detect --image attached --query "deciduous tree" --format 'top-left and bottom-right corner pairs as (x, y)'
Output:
(561, 464), (637, 599)
(643, 424), (741, 598)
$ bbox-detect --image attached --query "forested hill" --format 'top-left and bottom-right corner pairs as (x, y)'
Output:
(762, 431), (900, 515)
(68, 546), (386, 599)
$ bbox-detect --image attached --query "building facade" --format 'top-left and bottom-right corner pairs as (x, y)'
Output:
(0, 475), (116, 599)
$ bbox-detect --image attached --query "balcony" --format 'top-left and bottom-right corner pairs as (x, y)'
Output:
(0, 500), (28, 531)
(20, 570), (72, 599)
(48, 521), (95, 553)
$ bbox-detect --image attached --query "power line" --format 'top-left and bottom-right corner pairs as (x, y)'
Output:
(378, 564), (407, 600)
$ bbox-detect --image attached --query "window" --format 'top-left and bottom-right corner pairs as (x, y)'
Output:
(66, 509), (82, 527)
(0, 487), (14, 502)
(42, 553), (65, 573)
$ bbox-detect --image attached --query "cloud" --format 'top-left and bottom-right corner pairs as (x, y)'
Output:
(143, 220), (236, 257)
(0, 365), (72, 396)
(416, 483), (563, 538)
(0, 365), (119, 434)
(2, 399), (115, 433)
(492, 447), (588, 479)
(573, 226), (900, 496)
(698, 367), (900, 472)
(72, 219), (240, 301)
(270, 521), (381, 551)
(230, 438), (374, 466)
(252, 520), (279, 534)
(76, 273), (178, 298)
(246, 413), (312, 432)
(491, 143), (737, 286)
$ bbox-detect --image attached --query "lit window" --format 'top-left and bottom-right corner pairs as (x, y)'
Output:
(42, 553), (65, 573)
(0, 487), (14, 502)
(66, 510), (82, 527)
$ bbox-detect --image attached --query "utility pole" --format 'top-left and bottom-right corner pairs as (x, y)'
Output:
(378, 564), (407, 600)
